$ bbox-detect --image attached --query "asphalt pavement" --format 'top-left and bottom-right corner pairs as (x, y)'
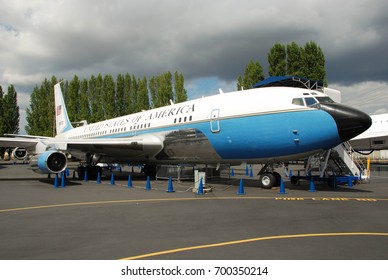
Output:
(0, 162), (387, 260)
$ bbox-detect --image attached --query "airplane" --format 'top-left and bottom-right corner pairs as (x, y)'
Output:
(0, 78), (372, 188)
(350, 113), (388, 152)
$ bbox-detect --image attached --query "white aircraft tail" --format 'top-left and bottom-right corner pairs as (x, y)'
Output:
(54, 82), (74, 135)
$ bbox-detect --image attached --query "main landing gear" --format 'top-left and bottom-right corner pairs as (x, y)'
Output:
(77, 153), (102, 180)
(257, 164), (281, 189)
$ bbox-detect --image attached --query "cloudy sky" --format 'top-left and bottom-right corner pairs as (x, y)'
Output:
(1, 0), (388, 132)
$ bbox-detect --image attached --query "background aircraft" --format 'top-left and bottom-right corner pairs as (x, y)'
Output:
(350, 113), (388, 152)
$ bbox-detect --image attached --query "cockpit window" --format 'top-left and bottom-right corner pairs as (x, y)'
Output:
(316, 96), (335, 103)
(292, 98), (304, 106)
(304, 97), (318, 106)
(292, 96), (335, 107)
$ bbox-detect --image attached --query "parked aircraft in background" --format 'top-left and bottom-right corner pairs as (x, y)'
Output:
(0, 77), (372, 188)
(350, 113), (388, 152)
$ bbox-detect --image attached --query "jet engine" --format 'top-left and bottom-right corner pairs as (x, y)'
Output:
(12, 147), (28, 160)
(30, 150), (68, 174)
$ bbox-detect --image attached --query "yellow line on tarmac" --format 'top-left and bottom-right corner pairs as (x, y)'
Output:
(121, 232), (388, 260)
(0, 198), (202, 213)
(0, 196), (387, 213)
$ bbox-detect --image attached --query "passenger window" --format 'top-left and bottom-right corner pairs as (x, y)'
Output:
(292, 98), (304, 106)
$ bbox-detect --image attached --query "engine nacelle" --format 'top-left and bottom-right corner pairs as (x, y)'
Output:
(30, 151), (68, 174)
(12, 147), (28, 160)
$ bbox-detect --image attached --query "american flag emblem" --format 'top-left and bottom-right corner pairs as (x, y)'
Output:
(56, 105), (62, 116)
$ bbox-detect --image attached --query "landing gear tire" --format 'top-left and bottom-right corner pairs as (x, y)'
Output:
(259, 172), (276, 189)
(78, 165), (102, 180)
(290, 176), (298, 185)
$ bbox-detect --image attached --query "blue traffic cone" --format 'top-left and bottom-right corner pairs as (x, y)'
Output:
(249, 166), (253, 177)
(245, 164), (249, 175)
(61, 172), (66, 188)
(84, 169), (88, 182)
(54, 174), (59, 188)
(231, 167), (235, 177)
(127, 175), (132, 188)
(197, 178), (204, 195)
(309, 177), (316, 192)
(96, 172), (101, 184)
(166, 177), (175, 193)
(110, 173), (115, 185)
(278, 177), (287, 194)
(145, 176), (151, 190)
(348, 176), (353, 188)
(237, 178), (245, 195)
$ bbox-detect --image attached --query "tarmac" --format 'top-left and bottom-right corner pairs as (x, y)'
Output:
(0, 161), (387, 260)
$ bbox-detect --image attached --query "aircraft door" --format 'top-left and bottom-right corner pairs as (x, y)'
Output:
(210, 109), (220, 133)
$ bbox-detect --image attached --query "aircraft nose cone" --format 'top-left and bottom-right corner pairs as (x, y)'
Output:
(319, 103), (372, 142)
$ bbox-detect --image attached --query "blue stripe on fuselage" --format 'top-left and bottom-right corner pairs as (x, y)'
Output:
(202, 110), (341, 159)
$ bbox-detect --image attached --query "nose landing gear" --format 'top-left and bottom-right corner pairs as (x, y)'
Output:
(257, 164), (281, 189)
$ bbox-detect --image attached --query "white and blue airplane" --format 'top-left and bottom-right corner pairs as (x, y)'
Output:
(0, 78), (371, 188)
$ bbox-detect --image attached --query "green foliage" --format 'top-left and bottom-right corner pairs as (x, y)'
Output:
(137, 77), (150, 111)
(237, 41), (328, 88)
(67, 75), (80, 122)
(0, 86), (3, 136)
(26, 77), (56, 136)
(102, 74), (116, 119)
(268, 43), (286, 76)
(0, 85), (19, 135)
(174, 71), (187, 103)
(272, 41), (326, 83)
(237, 60), (265, 90)
(150, 71), (174, 108)
(301, 41), (327, 85)
(25, 71), (187, 135)
(286, 42), (303, 77)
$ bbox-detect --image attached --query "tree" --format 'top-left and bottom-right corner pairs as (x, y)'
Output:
(268, 43), (286, 76)
(79, 78), (90, 121)
(88, 74), (104, 122)
(160, 71), (174, 106)
(137, 77), (150, 111)
(2, 85), (20, 134)
(237, 60), (265, 90)
(116, 74), (125, 116)
(67, 75), (80, 122)
(301, 41), (327, 84)
(25, 78), (56, 136)
(102, 74), (116, 119)
(25, 71), (188, 134)
(0, 86), (4, 136)
(129, 75), (138, 114)
(286, 42), (303, 76)
(122, 74), (132, 115)
(174, 71), (187, 103)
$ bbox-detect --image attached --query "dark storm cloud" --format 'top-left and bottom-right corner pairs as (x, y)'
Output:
(2, 0), (388, 84)
(1, 0), (388, 126)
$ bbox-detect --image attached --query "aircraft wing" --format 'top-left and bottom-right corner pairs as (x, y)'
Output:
(60, 133), (165, 162)
(0, 135), (49, 149)
(0, 132), (166, 162)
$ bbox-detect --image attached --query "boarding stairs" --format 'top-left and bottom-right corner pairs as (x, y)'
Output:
(304, 142), (369, 182)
